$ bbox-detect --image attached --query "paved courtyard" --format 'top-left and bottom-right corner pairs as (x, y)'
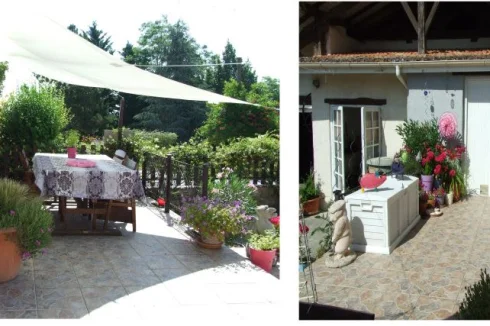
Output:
(0, 204), (280, 320)
(300, 195), (490, 320)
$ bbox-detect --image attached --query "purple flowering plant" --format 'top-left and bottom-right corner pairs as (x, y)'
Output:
(179, 195), (249, 242)
(0, 179), (54, 260)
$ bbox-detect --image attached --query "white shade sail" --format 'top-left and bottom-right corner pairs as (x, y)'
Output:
(0, 11), (250, 105)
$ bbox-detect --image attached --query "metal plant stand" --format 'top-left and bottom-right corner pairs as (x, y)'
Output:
(299, 208), (317, 303)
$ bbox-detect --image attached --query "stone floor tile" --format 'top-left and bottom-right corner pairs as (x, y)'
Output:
(35, 287), (86, 311)
(409, 295), (458, 320)
(406, 271), (463, 300)
(80, 286), (131, 312)
(34, 269), (79, 289)
(75, 267), (122, 288)
(37, 308), (89, 319)
(141, 254), (186, 270)
(0, 284), (36, 311)
(0, 310), (37, 318)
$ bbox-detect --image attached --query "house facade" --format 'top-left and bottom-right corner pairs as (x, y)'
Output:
(300, 1), (490, 203)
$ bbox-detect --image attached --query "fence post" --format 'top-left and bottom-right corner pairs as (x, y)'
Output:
(142, 152), (148, 189)
(202, 163), (209, 198)
(165, 154), (172, 213)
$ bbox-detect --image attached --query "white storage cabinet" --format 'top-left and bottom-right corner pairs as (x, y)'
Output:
(345, 175), (420, 255)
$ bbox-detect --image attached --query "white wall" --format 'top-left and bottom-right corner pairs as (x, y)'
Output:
(309, 74), (408, 202)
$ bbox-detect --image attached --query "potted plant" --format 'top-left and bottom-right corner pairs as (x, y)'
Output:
(0, 178), (53, 282)
(427, 192), (436, 208)
(300, 171), (322, 216)
(434, 186), (445, 206)
(248, 229), (280, 272)
(65, 129), (80, 159)
(179, 196), (248, 249)
(299, 222), (310, 271)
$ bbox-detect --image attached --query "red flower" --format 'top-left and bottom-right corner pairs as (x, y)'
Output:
(421, 158), (427, 166)
(434, 164), (442, 175)
(269, 216), (280, 226)
(426, 151), (435, 160)
(299, 223), (309, 234)
(449, 169), (456, 177)
(157, 198), (166, 207)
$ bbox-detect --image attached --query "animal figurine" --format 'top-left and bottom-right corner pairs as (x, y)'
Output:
(328, 200), (352, 260)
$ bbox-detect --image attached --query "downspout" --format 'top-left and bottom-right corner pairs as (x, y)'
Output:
(395, 65), (408, 90)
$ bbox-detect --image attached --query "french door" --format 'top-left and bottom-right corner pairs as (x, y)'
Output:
(330, 105), (381, 193)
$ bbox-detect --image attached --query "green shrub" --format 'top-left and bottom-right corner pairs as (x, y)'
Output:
(0, 84), (70, 152)
(311, 211), (334, 259)
(458, 268), (490, 320)
(208, 168), (257, 215)
(0, 178), (54, 259)
(395, 119), (441, 156)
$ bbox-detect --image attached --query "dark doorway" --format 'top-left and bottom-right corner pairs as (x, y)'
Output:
(300, 112), (314, 183)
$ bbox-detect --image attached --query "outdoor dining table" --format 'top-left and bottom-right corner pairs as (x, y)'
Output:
(32, 153), (144, 232)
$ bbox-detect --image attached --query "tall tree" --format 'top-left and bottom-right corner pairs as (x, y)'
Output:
(0, 62), (8, 97)
(132, 17), (208, 141)
(82, 21), (115, 54)
(196, 77), (280, 145)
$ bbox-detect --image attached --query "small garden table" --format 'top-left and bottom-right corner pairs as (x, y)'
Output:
(32, 153), (144, 232)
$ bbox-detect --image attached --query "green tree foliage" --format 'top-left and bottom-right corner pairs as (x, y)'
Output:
(197, 78), (279, 145)
(0, 62), (7, 96)
(131, 17), (208, 141)
(37, 22), (118, 136)
(0, 85), (70, 152)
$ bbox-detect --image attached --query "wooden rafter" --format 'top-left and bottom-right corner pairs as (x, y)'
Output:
(360, 5), (403, 27)
(401, 2), (418, 32)
(343, 2), (373, 20)
(417, 2), (426, 54)
(425, 2), (439, 33)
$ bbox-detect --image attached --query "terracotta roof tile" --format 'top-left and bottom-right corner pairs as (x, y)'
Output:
(300, 49), (490, 63)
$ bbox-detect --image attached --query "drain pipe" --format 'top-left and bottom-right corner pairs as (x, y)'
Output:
(395, 65), (408, 90)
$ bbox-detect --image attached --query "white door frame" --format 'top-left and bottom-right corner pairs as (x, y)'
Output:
(330, 105), (345, 192)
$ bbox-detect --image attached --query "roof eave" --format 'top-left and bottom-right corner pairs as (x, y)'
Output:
(299, 59), (490, 74)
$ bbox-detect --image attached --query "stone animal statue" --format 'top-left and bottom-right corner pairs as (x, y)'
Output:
(328, 200), (352, 260)
(254, 205), (276, 233)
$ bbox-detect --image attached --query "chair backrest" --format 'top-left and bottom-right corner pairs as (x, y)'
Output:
(114, 149), (126, 160)
(124, 158), (137, 170)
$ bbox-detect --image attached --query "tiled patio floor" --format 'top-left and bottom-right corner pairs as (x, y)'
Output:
(0, 204), (280, 320)
(300, 195), (490, 320)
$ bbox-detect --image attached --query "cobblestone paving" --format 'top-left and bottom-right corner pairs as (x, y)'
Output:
(300, 195), (489, 320)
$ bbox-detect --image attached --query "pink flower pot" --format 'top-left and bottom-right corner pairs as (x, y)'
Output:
(249, 247), (277, 273)
(421, 174), (433, 192)
(67, 147), (77, 159)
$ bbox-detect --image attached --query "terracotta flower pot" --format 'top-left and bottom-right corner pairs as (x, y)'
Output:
(302, 197), (320, 216)
(196, 230), (223, 249)
(0, 228), (21, 283)
(249, 247), (277, 273)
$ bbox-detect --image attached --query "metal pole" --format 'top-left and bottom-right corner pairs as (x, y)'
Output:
(117, 97), (125, 148)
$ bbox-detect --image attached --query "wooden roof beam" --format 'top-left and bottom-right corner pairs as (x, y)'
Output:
(425, 2), (439, 33)
(401, 2), (418, 32)
(350, 2), (391, 25)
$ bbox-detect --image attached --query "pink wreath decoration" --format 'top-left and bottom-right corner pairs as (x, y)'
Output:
(438, 112), (457, 139)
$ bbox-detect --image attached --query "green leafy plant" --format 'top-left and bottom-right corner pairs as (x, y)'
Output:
(300, 170), (322, 203)
(248, 229), (279, 251)
(179, 196), (248, 242)
(65, 130), (80, 148)
(311, 200), (334, 260)
(0, 178), (54, 259)
(395, 119), (441, 157)
(0, 84), (71, 153)
(208, 167), (257, 215)
(458, 268), (490, 320)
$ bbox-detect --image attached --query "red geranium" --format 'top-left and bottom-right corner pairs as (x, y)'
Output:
(269, 216), (280, 226)
(157, 198), (166, 207)
(299, 223), (309, 234)
(434, 164), (442, 175)
(449, 169), (456, 177)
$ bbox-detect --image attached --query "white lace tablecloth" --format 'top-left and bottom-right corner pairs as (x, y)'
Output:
(33, 153), (144, 200)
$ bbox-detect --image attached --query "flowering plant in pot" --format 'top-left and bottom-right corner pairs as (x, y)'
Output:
(0, 178), (54, 282)
(248, 229), (280, 273)
(65, 129), (80, 159)
(179, 196), (248, 249)
(299, 222), (311, 272)
(300, 170), (322, 216)
(419, 191), (429, 218)
(434, 186), (445, 206)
